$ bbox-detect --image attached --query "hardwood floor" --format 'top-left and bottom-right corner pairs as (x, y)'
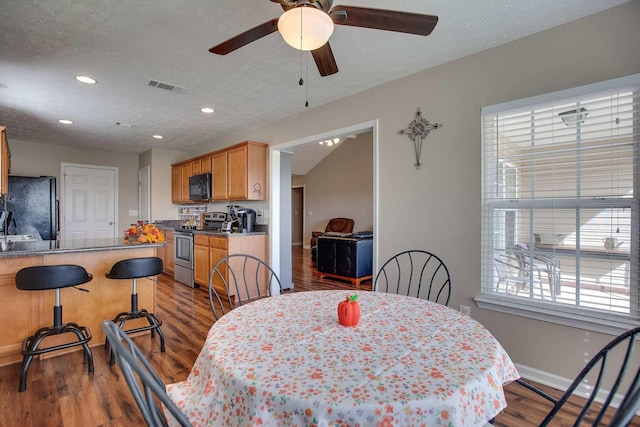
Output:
(0, 245), (636, 426)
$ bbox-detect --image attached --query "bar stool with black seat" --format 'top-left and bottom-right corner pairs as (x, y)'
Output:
(15, 264), (94, 392)
(105, 257), (165, 365)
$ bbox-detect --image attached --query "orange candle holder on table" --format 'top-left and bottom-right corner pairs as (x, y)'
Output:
(338, 294), (360, 327)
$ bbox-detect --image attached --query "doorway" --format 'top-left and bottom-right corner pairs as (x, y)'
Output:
(292, 186), (304, 246)
(139, 165), (150, 222)
(60, 163), (118, 240)
(268, 119), (379, 285)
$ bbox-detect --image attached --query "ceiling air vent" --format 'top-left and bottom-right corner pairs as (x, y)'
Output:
(147, 79), (186, 93)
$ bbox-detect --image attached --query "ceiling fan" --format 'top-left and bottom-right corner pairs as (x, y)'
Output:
(209, 0), (438, 77)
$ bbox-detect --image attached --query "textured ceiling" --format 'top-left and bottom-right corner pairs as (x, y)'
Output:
(0, 0), (631, 156)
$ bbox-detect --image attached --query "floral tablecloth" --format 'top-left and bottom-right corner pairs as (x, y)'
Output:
(166, 290), (519, 427)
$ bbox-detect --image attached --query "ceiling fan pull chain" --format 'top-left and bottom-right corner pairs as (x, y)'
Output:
(298, 7), (305, 88)
(305, 54), (309, 107)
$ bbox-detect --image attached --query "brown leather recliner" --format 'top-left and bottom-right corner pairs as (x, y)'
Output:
(310, 218), (355, 247)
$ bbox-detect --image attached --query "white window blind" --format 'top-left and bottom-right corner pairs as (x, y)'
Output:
(480, 74), (640, 331)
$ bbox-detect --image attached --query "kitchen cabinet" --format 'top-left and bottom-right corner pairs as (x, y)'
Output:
(194, 233), (210, 286)
(171, 140), (266, 203)
(159, 229), (174, 275)
(208, 236), (228, 291)
(208, 234), (267, 295)
(199, 155), (212, 174)
(171, 165), (181, 203)
(180, 163), (193, 203)
(0, 126), (11, 195)
(212, 151), (228, 201)
(171, 162), (196, 204)
(191, 155), (212, 175)
(227, 141), (267, 201)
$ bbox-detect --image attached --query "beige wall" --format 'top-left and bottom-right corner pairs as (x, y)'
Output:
(9, 138), (141, 234)
(179, 2), (640, 383)
(304, 131), (373, 244)
(140, 148), (185, 221)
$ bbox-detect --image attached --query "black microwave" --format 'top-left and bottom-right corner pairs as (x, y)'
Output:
(188, 173), (212, 201)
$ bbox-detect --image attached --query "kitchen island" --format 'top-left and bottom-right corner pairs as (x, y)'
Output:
(0, 238), (165, 366)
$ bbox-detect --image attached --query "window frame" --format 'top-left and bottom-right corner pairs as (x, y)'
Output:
(477, 73), (640, 336)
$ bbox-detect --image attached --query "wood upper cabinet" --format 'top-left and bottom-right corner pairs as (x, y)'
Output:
(227, 141), (267, 201)
(200, 155), (212, 174)
(212, 151), (228, 201)
(180, 163), (192, 203)
(191, 155), (212, 175)
(192, 159), (201, 175)
(170, 141), (266, 204)
(171, 165), (181, 203)
(0, 126), (11, 196)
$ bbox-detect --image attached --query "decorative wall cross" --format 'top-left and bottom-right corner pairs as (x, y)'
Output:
(398, 108), (442, 169)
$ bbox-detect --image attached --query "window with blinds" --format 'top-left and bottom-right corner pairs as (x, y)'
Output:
(480, 74), (640, 332)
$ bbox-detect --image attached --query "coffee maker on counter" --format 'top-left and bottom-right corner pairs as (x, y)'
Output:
(236, 208), (256, 233)
(221, 205), (240, 232)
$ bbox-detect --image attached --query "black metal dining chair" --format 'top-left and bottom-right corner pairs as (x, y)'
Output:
(514, 327), (640, 426)
(208, 254), (283, 320)
(374, 250), (451, 306)
(101, 320), (192, 427)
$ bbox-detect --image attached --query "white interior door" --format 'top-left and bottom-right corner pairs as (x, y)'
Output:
(139, 166), (150, 222)
(61, 163), (118, 240)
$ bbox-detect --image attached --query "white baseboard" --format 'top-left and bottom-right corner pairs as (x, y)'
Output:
(281, 281), (294, 291)
(515, 363), (627, 409)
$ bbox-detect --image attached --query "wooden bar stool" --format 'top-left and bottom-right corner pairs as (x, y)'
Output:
(105, 257), (165, 364)
(15, 264), (94, 392)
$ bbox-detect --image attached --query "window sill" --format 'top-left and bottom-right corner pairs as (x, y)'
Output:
(474, 296), (639, 336)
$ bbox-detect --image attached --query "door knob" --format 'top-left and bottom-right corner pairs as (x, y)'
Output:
(109, 221), (114, 225)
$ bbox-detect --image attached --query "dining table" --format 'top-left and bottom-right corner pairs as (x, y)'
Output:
(166, 290), (520, 427)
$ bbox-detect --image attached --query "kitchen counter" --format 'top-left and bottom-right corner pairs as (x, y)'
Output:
(0, 237), (165, 258)
(0, 240), (162, 366)
(161, 225), (267, 237)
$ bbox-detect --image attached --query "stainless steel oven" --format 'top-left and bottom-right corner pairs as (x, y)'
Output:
(174, 230), (196, 288)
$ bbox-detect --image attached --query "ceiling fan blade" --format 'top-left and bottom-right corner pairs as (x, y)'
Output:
(209, 19), (279, 55)
(311, 43), (338, 77)
(330, 6), (438, 36)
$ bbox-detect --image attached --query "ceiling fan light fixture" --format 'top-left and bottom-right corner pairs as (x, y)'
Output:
(278, 6), (334, 51)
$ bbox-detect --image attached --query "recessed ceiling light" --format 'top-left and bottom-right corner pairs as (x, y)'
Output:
(75, 75), (97, 84)
(200, 107), (215, 114)
(152, 135), (163, 139)
(58, 119), (74, 125)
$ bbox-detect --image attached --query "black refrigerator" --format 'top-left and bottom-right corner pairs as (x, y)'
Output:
(6, 175), (58, 240)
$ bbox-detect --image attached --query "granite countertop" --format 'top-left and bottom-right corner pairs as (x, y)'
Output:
(157, 224), (266, 237)
(0, 237), (164, 258)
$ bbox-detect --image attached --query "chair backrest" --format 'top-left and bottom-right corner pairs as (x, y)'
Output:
(494, 257), (509, 280)
(208, 254), (283, 320)
(325, 217), (355, 234)
(608, 384), (640, 427)
(494, 255), (523, 280)
(374, 250), (451, 306)
(540, 327), (640, 426)
(101, 320), (192, 427)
